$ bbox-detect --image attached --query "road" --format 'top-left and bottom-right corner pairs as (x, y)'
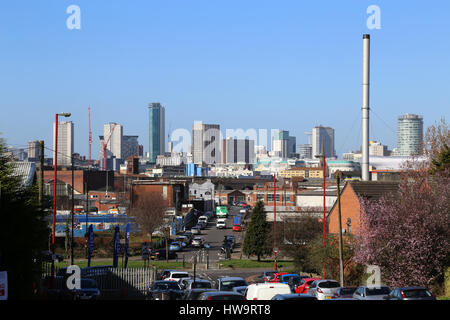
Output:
(176, 205), (246, 265)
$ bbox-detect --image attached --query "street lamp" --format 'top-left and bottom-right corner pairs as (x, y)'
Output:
(52, 112), (71, 288)
(273, 173), (277, 271)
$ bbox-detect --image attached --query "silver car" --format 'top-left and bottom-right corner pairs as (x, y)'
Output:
(353, 285), (391, 300)
(307, 280), (341, 300)
(384, 287), (436, 300)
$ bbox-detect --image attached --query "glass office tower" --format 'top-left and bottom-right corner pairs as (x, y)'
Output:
(148, 102), (165, 163)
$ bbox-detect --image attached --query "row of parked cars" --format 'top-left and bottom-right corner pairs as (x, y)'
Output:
(259, 271), (436, 300)
(147, 270), (249, 300)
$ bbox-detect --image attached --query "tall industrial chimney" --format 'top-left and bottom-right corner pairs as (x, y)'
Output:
(362, 34), (370, 181)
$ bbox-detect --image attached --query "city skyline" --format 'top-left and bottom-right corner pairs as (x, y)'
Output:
(0, 1), (449, 158)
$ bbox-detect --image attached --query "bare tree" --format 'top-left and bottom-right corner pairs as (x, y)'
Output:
(132, 193), (168, 244)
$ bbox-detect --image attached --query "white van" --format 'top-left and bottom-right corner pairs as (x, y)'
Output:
(216, 218), (226, 229)
(198, 216), (208, 224)
(245, 283), (292, 300)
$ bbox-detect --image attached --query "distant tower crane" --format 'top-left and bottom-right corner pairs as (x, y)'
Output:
(102, 123), (117, 170)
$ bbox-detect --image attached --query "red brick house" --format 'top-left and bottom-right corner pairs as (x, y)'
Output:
(327, 181), (399, 236)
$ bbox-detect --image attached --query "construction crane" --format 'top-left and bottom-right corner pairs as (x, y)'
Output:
(88, 107), (92, 168)
(102, 123), (117, 170)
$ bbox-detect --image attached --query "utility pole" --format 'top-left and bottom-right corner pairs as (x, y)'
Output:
(71, 154), (75, 266)
(39, 140), (44, 206)
(336, 171), (345, 287)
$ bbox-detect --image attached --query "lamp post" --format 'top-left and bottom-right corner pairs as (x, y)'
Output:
(273, 173), (277, 271)
(52, 112), (71, 288)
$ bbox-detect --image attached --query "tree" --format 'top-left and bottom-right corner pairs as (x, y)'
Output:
(131, 192), (168, 244)
(355, 169), (450, 290)
(278, 213), (322, 273)
(0, 137), (50, 299)
(307, 234), (364, 285)
(355, 120), (450, 292)
(242, 201), (272, 261)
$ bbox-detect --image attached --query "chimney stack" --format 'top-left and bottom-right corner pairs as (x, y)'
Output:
(362, 34), (370, 181)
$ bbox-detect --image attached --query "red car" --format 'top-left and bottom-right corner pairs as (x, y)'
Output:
(295, 277), (322, 294)
(269, 272), (290, 283)
(232, 225), (242, 232)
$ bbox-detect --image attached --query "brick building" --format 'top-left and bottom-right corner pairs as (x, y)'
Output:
(42, 169), (114, 194)
(327, 181), (399, 236)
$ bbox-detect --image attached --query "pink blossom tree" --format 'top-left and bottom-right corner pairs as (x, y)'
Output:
(355, 168), (450, 290)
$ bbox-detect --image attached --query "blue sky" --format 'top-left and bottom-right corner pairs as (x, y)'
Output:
(0, 0), (449, 158)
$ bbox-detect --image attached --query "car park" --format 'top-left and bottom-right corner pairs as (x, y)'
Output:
(197, 291), (246, 300)
(245, 283), (292, 300)
(192, 236), (206, 248)
(271, 293), (317, 300)
(307, 279), (341, 300)
(384, 287), (435, 300)
(216, 277), (248, 291)
(352, 285), (391, 300)
(294, 277), (321, 294)
(147, 280), (185, 300)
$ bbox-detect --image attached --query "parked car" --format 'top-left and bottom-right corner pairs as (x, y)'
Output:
(159, 269), (177, 280)
(245, 283), (292, 300)
(192, 236), (206, 248)
(197, 291), (246, 300)
(307, 279), (341, 300)
(335, 287), (357, 299)
(150, 249), (178, 261)
(198, 215), (209, 224)
(262, 271), (277, 283)
(183, 288), (218, 300)
(67, 279), (101, 300)
(216, 277), (249, 291)
(216, 218), (227, 229)
(164, 271), (190, 283)
(169, 242), (182, 252)
(197, 221), (207, 230)
(191, 226), (201, 235)
(384, 287), (436, 300)
(42, 250), (64, 263)
(271, 293), (317, 300)
(353, 285), (391, 300)
(232, 286), (248, 295)
(180, 278), (213, 291)
(147, 280), (185, 300)
(294, 277), (321, 294)
(175, 236), (189, 248)
(269, 272), (290, 283)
